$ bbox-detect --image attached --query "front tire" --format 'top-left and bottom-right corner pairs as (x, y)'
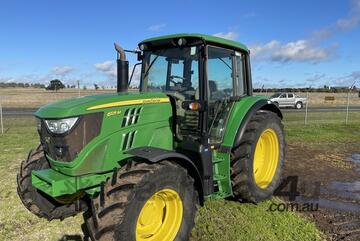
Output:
(85, 160), (198, 241)
(231, 111), (285, 203)
(17, 145), (87, 220)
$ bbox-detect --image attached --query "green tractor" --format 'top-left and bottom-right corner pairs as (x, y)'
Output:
(17, 34), (285, 241)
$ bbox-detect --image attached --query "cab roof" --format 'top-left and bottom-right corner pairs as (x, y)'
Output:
(140, 33), (249, 52)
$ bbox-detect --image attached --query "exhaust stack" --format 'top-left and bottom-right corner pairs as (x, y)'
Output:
(114, 43), (129, 93)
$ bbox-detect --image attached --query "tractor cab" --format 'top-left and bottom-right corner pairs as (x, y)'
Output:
(137, 34), (251, 145)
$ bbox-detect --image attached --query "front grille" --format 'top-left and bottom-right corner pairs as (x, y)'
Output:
(39, 112), (103, 162)
(122, 107), (142, 127)
(121, 131), (136, 150)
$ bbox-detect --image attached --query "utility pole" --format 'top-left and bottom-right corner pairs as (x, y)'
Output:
(77, 80), (80, 97)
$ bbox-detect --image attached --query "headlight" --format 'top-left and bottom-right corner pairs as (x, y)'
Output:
(44, 117), (79, 134)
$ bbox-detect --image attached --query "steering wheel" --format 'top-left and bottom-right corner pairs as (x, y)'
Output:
(169, 75), (186, 85)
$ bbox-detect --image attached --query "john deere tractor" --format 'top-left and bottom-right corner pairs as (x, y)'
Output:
(17, 34), (285, 241)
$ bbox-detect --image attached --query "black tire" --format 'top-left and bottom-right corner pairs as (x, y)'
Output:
(84, 160), (198, 241)
(295, 102), (303, 109)
(17, 145), (87, 221)
(231, 111), (285, 203)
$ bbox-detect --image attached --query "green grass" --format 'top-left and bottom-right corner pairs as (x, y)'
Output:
(283, 111), (360, 125)
(283, 112), (360, 149)
(0, 117), (324, 241)
(191, 199), (321, 241)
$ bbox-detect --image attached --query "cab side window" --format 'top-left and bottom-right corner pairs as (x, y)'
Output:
(207, 46), (234, 100)
(235, 52), (246, 96)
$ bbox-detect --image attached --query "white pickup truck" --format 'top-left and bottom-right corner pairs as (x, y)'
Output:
(269, 93), (307, 109)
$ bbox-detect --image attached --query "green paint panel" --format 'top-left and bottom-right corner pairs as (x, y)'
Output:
(34, 92), (169, 119)
(32, 169), (112, 197)
(210, 151), (232, 199)
(32, 91), (173, 197)
(222, 96), (267, 147)
(140, 33), (249, 52)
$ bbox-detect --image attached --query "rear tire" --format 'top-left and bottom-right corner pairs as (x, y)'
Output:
(231, 111), (285, 203)
(17, 145), (87, 220)
(84, 160), (198, 241)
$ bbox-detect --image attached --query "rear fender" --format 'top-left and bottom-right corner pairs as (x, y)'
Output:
(233, 99), (282, 148)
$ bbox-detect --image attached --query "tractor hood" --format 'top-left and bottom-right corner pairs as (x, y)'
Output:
(34, 92), (170, 119)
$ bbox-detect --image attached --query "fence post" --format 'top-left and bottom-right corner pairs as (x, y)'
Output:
(345, 90), (350, 125)
(0, 101), (3, 135)
(304, 91), (309, 125)
(77, 80), (81, 97)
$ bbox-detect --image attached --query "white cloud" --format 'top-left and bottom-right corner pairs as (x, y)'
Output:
(213, 31), (238, 40)
(250, 40), (336, 63)
(272, 40), (336, 62)
(147, 24), (166, 32)
(334, 71), (360, 86)
(250, 40), (279, 59)
(95, 60), (116, 79)
(243, 12), (258, 18)
(51, 66), (75, 75)
(94, 60), (142, 87)
(306, 74), (326, 83)
(337, 0), (360, 30)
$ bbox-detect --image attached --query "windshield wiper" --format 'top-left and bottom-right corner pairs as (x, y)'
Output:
(218, 58), (232, 70)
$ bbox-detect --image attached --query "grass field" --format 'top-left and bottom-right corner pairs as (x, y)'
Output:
(0, 87), (359, 108)
(284, 111), (360, 125)
(0, 117), (325, 241)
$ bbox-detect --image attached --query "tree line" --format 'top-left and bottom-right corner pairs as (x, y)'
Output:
(1, 80), (358, 93)
(254, 86), (358, 93)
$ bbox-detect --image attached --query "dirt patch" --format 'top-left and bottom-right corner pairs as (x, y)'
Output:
(279, 144), (360, 241)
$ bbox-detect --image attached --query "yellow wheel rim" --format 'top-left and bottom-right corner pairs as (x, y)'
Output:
(136, 189), (183, 241)
(253, 128), (280, 189)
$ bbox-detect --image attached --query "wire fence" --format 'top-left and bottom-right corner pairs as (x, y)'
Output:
(257, 91), (360, 125)
(0, 89), (359, 130)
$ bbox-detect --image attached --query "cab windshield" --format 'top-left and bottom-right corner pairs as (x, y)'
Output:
(141, 46), (200, 100)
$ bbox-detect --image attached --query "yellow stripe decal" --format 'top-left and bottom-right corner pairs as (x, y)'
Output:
(87, 97), (170, 110)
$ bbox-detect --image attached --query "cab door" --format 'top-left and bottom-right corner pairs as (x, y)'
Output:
(207, 47), (247, 144)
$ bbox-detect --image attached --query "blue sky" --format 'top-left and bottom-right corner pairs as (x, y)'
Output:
(0, 0), (359, 88)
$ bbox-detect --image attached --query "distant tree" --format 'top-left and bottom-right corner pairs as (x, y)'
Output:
(94, 84), (99, 90)
(46, 79), (65, 91)
(83, 85), (87, 90)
